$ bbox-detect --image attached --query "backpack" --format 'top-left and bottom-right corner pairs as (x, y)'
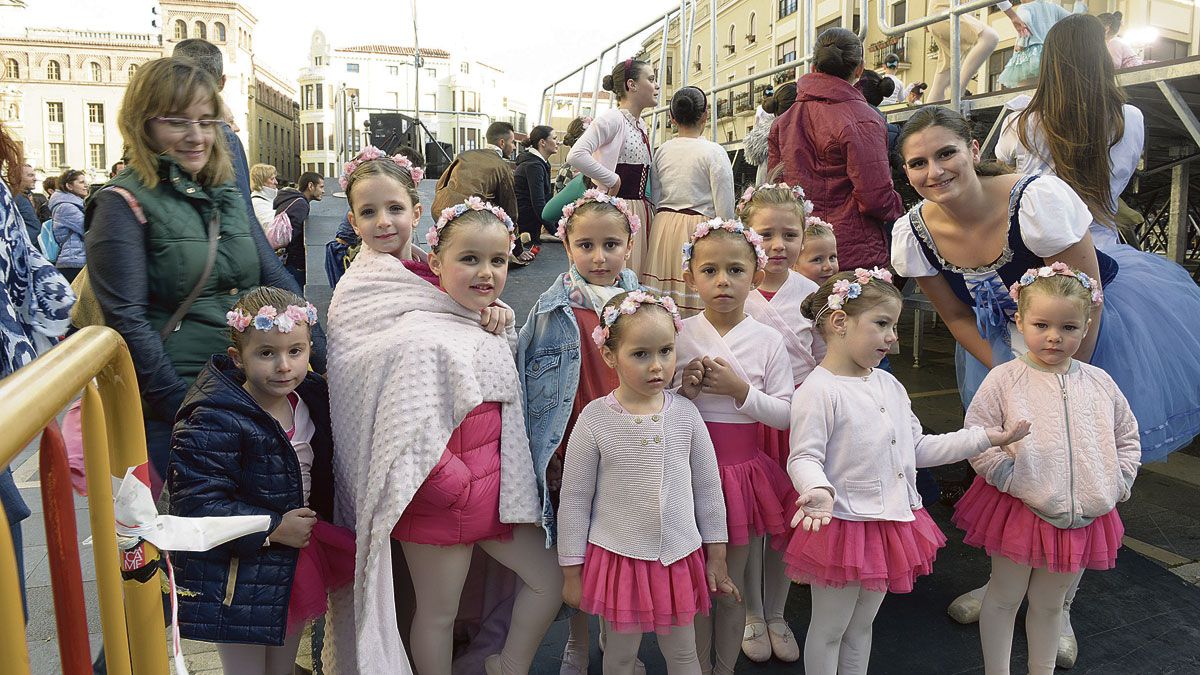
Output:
(267, 196), (304, 251)
(38, 219), (59, 262)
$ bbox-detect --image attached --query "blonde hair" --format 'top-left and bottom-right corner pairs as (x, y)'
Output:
(598, 291), (676, 349)
(249, 163), (276, 191)
(344, 159), (420, 211)
(804, 220), (835, 241)
(228, 286), (310, 351)
(430, 209), (506, 254)
(738, 185), (809, 230)
(1015, 273), (1093, 318)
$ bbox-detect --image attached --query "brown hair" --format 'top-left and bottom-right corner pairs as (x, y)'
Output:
(228, 286), (311, 352)
(1015, 267), (1094, 317)
(898, 107), (1012, 177)
(598, 291), (676, 349)
(430, 208), (508, 254)
(691, 228), (761, 270)
(602, 59), (651, 102)
(118, 57), (232, 189)
(813, 28), (864, 81)
(59, 169), (86, 191)
(1016, 15), (1125, 228)
(563, 117), (589, 146)
(800, 270), (902, 335)
(42, 176), (58, 193)
(249, 163), (276, 191)
(761, 82), (797, 116)
(738, 184), (808, 231)
(0, 120), (21, 192)
(561, 201), (634, 241)
(344, 159), (421, 211)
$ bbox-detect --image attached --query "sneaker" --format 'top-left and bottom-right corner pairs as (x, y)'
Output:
(767, 619), (800, 663)
(741, 620), (772, 662)
(542, 228), (562, 242)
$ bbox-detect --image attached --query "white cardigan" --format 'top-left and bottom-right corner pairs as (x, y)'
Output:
(567, 108), (645, 190)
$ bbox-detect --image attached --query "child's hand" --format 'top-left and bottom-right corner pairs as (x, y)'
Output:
(700, 357), (751, 405)
(271, 508), (317, 548)
(704, 544), (742, 602)
(479, 305), (514, 335)
(679, 358), (705, 399)
(987, 419), (1032, 449)
(561, 566), (583, 608)
(791, 488), (834, 532)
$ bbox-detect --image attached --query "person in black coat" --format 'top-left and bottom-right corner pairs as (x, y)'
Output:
(513, 125), (559, 264)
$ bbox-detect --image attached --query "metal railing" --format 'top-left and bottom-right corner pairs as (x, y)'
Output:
(0, 327), (167, 675)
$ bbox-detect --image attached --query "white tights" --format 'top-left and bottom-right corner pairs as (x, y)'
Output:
(979, 556), (1077, 675)
(743, 536), (792, 626)
(216, 630), (304, 675)
(929, 25), (999, 100)
(601, 620), (701, 674)
(694, 540), (751, 675)
(401, 525), (563, 675)
(804, 584), (887, 675)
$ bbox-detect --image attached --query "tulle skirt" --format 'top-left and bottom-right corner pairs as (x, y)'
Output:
(952, 477), (1124, 573)
(997, 44), (1043, 88)
(286, 520), (356, 636)
(640, 210), (705, 317)
(579, 543), (710, 634)
(707, 422), (797, 546)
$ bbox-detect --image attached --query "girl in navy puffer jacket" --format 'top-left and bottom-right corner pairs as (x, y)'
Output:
(168, 286), (354, 675)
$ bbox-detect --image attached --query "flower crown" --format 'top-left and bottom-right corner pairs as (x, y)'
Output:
(338, 145), (425, 191)
(815, 267), (894, 322)
(555, 189), (642, 239)
(680, 218), (768, 272)
(226, 303), (319, 334)
(428, 196), (517, 252)
(1008, 262), (1103, 305)
(591, 290), (684, 347)
(735, 183), (814, 217)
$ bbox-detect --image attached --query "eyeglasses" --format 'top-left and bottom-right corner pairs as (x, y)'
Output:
(151, 116), (222, 133)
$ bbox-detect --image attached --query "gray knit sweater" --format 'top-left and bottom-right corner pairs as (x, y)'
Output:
(558, 392), (728, 566)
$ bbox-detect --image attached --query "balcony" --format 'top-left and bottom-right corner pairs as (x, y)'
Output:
(716, 97), (732, 118)
(734, 91), (752, 114)
(868, 36), (908, 69)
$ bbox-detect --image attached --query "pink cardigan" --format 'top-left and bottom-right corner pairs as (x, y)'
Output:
(966, 356), (1140, 529)
(567, 108), (645, 190)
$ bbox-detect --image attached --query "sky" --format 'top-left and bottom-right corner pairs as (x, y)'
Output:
(1, 0), (673, 117)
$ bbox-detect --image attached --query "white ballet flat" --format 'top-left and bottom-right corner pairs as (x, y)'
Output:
(947, 590), (983, 625)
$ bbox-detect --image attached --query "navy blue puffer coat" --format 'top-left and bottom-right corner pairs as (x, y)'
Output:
(167, 355), (335, 646)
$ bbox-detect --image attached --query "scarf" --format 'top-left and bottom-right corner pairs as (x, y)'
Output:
(563, 265), (639, 316)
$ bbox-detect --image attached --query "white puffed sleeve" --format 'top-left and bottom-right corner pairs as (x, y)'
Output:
(1017, 176), (1092, 258)
(890, 212), (939, 278)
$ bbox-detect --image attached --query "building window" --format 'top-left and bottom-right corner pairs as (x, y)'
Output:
(779, 0), (797, 19)
(727, 25), (736, 53)
(460, 62), (469, 74)
(127, 63), (138, 80)
(695, 44), (703, 71)
(388, 65), (399, 76)
(748, 13), (757, 42)
(89, 144), (104, 170)
(426, 67), (436, 77)
(892, 1), (907, 27)
(4, 59), (17, 79)
(306, 123), (315, 150)
(346, 63), (360, 73)
(87, 103), (104, 123)
(89, 62), (101, 82)
(776, 39), (796, 65)
(316, 85), (323, 109)
(47, 102), (64, 123)
(987, 47), (1013, 92)
(49, 143), (65, 168)
(194, 22), (207, 40)
(174, 19), (187, 40)
(317, 122), (324, 150)
(47, 60), (61, 81)
(666, 56), (673, 85)
(215, 22), (226, 42)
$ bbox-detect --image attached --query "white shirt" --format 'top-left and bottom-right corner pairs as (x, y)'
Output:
(881, 73), (905, 106)
(651, 137), (736, 219)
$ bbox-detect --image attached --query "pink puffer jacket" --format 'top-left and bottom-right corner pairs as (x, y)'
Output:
(965, 356), (1140, 529)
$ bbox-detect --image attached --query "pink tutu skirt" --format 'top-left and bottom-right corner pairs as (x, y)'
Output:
(707, 422), (798, 546)
(776, 509), (946, 594)
(286, 520), (356, 635)
(952, 476), (1124, 573)
(757, 424), (790, 472)
(580, 543), (710, 634)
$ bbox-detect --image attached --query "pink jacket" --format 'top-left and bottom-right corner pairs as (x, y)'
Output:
(965, 356), (1140, 529)
(567, 108), (647, 191)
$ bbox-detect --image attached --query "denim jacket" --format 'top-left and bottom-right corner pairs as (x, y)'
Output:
(517, 268), (640, 545)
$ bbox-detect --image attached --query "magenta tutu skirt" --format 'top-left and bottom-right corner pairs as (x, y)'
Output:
(707, 422), (798, 546)
(286, 520), (356, 635)
(579, 543), (710, 634)
(757, 423), (791, 471)
(952, 476), (1124, 573)
(776, 509), (946, 594)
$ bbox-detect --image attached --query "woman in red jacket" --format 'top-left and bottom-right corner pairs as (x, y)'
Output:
(768, 28), (903, 271)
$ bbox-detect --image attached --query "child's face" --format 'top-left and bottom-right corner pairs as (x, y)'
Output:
(348, 175), (422, 258)
(428, 220), (512, 313)
(602, 310), (677, 400)
(228, 325), (311, 404)
(795, 234), (839, 285)
(751, 207), (805, 277)
(1015, 292), (1089, 371)
(566, 212), (632, 287)
(684, 234), (764, 315)
(835, 297), (901, 371)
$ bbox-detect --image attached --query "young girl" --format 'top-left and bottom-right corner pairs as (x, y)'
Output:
(674, 219), (797, 675)
(641, 86), (736, 316)
(785, 269), (1031, 675)
(793, 217), (839, 287)
(955, 264), (1139, 675)
(517, 189), (642, 672)
(735, 183), (821, 663)
(327, 150), (559, 672)
(558, 290), (738, 673)
(169, 286), (354, 675)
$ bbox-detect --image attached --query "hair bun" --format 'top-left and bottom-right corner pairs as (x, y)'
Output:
(602, 75), (615, 92)
(800, 292), (819, 320)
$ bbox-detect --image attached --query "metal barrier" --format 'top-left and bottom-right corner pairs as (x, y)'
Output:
(0, 327), (167, 675)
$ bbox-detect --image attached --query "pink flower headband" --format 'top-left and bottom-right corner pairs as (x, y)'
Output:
(226, 303), (319, 333)
(1008, 262), (1103, 305)
(428, 196), (517, 252)
(592, 290), (684, 347)
(339, 145), (425, 190)
(814, 267), (894, 322)
(555, 189), (642, 239)
(735, 183), (814, 217)
(681, 218), (768, 272)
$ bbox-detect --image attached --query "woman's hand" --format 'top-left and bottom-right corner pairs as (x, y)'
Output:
(479, 305), (514, 335)
(700, 357), (751, 406)
(987, 418), (1032, 449)
(562, 565), (583, 608)
(606, 176), (622, 196)
(791, 488), (834, 532)
(270, 508), (317, 548)
(679, 358), (705, 399)
(704, 544), (742, 602)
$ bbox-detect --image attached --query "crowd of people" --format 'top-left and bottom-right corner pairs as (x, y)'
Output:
(0, 11), (1193, 675)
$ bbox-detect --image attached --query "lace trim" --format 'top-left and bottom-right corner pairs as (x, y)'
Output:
(908, 175), (1037, 276)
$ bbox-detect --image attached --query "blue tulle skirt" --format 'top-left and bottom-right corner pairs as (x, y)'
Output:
(959, 243), (1200, 462)
(997, 44), (1044, 89)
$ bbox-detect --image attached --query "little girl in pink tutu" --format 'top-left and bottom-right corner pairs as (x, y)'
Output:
(954, 264), (1140, 675)
(784, 269), (1031, 675)
(558, 290), (739, 673)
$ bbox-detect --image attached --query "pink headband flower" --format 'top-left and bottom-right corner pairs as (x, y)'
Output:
(815, 267), (894, 322)
(227, 303), (319, 334)
(591, 290), (684, 347)
(1009, 262), (1103, 305)
(555, 189), (642, 239)
(427, 196), (517, 252)
(681, 218), (769, 272)
(735, 183), (814, 217)
(339, 145), (425, 190)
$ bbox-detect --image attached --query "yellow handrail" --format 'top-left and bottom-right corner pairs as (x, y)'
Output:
(0, 327), (168, 674)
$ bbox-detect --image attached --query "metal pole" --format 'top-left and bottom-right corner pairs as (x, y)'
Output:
(1167, 159), (1191, 263)
(574, 65), (587, 120)
(592, 48), (606, 118)
(411, 0), (421, 148)
(685, 0), (697, 88)
(950, 0), (962, 110)
(611, 42), (621, 112)
(710, 0), (718, 142)
(652, 10), (670, 147)
(806, 0), (816, 63)
(546, 82), (557, 128)
(680, 0), (690, 88)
